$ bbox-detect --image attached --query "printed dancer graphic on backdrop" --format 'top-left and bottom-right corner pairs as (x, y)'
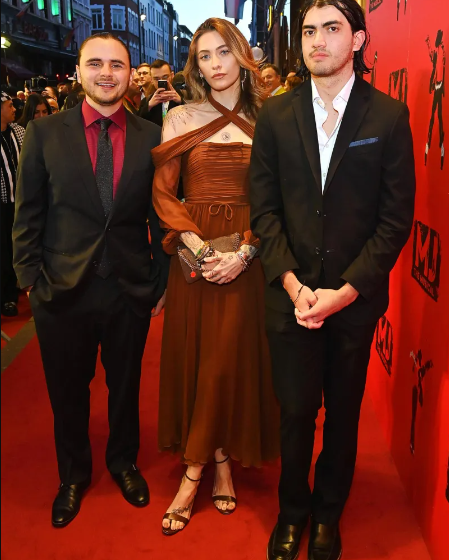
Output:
(409, 350), (434, 455)
(425, 30), (445, 170)
(397, 0), (407, 20)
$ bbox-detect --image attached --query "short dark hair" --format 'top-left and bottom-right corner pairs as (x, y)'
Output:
(77, 32), (131, 67)
(294, 0), (371, 79)
(261, 63), (281, 76)
(150, 59), (171, 71)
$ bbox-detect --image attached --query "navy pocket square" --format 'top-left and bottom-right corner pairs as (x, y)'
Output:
(349, 137), (379, 148)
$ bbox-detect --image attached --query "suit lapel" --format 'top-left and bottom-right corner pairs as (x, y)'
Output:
(292, 80), (322, 193)
(63, 104), (105, 218)
(323, 77), (371, 194)
(106, 111), (142, 226)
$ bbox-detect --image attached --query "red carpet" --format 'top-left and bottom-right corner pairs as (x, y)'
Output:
(1, 313), (431, 560)
(1, 292), (32, 349)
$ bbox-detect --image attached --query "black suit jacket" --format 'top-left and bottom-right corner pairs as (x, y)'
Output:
(13, 103), (170, 316)
(250, 76), (416, 325)
(138, 96), (180, 127)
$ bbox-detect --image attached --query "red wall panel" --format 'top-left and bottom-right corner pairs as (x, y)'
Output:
(365, 1), (449, 559)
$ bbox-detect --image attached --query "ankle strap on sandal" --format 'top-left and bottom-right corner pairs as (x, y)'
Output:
(214, 455), (230, 464)
(185, 471), (202, 483)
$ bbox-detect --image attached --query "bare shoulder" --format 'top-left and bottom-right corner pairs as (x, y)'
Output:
(161, 104), (196, 142)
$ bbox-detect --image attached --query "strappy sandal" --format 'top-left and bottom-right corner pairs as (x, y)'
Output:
(212, 455), (237, 515)
(162, 472), (202, 536)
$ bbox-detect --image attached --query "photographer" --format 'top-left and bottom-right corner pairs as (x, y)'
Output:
(138, 59), (183, 127)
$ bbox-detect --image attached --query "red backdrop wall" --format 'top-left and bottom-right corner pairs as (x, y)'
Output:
(364, 1), (449, 559)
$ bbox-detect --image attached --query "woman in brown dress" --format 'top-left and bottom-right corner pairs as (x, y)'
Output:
(152, 18), (279, 535)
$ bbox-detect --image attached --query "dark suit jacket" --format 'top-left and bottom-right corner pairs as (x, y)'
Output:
(13, 103), (170, 316)
(250, 76), (416, 325)
(138, 96), (180, 127)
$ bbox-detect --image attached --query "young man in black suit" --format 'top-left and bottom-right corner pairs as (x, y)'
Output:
(138, 59), (183, 127)
(13, 33), (169, 528)
(250, 1), (416, 559)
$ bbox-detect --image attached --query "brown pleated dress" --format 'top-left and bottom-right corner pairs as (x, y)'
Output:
(152, 98), (280, 468)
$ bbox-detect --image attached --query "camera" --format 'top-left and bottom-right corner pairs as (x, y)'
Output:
(24, 76), (57, 94)
(158, 80), (169, 91)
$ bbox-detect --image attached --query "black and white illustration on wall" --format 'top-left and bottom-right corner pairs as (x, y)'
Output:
(388, 68), (408, 104)
(370, 51), (378, 88)
(409, 350), (433, 455)
(411, 220), (441, 302)
(425, 30), (445, 170)
(446, 456), (449, 502)
(397, 0), (407, 20)
(375, 315), (393, 376)
(369, 0), (383, 13)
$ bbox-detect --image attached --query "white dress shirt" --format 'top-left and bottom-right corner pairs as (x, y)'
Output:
(311, 72), (355, 191)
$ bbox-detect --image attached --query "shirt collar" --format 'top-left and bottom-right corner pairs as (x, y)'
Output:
(82, 99), (127, 130)
(311, 72), (355, 107)
(271, 85), (283, 96)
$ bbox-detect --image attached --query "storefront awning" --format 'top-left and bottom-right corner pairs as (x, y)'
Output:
(1, 59), (35, 79)
(17, 39), (77, 60)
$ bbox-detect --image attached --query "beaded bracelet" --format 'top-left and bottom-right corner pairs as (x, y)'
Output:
(195, 241), (213, 263)
(236, 250), (251, 272)
(292, 283), (306, 305)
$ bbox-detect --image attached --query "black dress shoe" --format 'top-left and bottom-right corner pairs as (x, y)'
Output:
(308, 521), (342, 560)
(52, 479), (91, 528)
(111, 464), (149, 507)
(267, 521), (307, 560)
(1, 302), (18, 317)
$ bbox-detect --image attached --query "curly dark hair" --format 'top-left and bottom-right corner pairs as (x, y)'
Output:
(293, 0), (371, 79)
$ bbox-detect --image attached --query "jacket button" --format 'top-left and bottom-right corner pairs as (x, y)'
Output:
(316, 210), (321, 217)
(315, 247), (321, 255)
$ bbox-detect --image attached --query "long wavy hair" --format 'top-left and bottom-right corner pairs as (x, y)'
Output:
(293, 0), (371, 79)
(184, 18), (266, 123)
(17, 94), (52, 128)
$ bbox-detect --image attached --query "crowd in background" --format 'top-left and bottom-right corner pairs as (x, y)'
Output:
(1, 59), (301, 317)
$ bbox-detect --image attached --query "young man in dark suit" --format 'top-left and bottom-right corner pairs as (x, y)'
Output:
(138, 59), (183, 127)
(250, 1), (416, 559)
(13, 33), (169, 528)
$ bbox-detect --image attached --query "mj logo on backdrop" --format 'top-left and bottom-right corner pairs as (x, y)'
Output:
(388, 68), (408, 104)
(376, 315), (393, 376)
(411, 220), (441, 302)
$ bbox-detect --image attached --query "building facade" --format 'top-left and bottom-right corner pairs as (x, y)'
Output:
(178, 23), (192, 70)
(1, 0), (77, 84)
(72, 0), (91, 50)
(90, 0), (140, 66)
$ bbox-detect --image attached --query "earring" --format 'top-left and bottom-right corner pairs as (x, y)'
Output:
(199, 70), (205, 87)
(241, 68), (247, 89)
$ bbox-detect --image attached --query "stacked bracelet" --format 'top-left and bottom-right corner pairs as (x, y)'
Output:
(291, 283), (306, 305)
(236, 250), (251, 272)
(195, 241), (213, 263)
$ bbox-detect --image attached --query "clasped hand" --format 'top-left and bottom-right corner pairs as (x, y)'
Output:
(148, 82), (181, 108)
(201, 251), (244, 284)
(295, 287), (357, 329)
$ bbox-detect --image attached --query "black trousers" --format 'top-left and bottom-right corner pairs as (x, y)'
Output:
(266, 306), (376, 526)
(1, 202), (18, 305)
(30, 275), (151, 485)
(428, 85), (444, 148)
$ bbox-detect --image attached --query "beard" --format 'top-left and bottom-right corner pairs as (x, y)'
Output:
(306, 46), (354, 77)
(80, 77), (127, 106)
